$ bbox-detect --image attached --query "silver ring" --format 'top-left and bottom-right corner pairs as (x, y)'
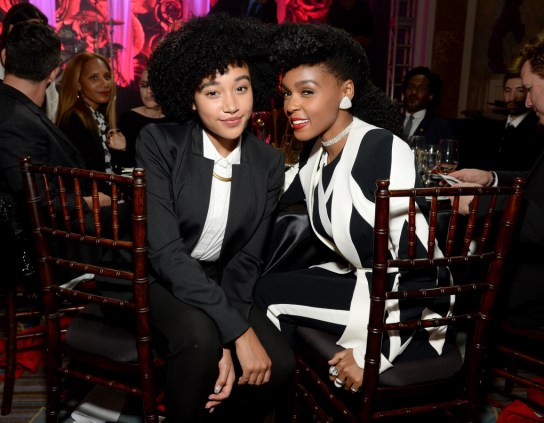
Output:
(328, 365), (339, 378)
(334, 378), (345, 388)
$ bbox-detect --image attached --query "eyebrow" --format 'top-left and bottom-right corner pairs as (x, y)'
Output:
(198, 74), (251, 91)
(281, 79), (319, 90)
(87, 72), (110, 77)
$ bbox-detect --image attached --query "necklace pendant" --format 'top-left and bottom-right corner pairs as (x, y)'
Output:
(213, 172), (232, 182)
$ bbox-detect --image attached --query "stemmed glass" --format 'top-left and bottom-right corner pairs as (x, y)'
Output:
(416, 145), (439, 186)
(437, 139), (460, 174)
(411, 136), (426, 175)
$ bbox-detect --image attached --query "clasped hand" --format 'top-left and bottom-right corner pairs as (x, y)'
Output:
(106, 129), (126, 151)
(205, 327), (271, 413)
(328, 348), (364, 392)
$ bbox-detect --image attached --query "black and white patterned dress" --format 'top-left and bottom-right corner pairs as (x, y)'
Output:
(255, 117), (453, 373)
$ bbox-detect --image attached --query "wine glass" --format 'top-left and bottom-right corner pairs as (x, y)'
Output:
(437, 139), (460, 174)
(411, 136), (426, 174)
(418, 145), (439, 186)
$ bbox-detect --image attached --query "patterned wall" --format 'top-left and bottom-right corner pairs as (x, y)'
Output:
(0, 0), (332, 86)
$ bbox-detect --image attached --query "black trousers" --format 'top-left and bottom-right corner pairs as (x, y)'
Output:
(149, 281), (295, 422)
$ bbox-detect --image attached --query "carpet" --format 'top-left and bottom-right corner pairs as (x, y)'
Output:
(0, 366), (46, 423)
(0, 309), (538, 423)
(0, 306), (145, 423)
(0, 370), (148, 423)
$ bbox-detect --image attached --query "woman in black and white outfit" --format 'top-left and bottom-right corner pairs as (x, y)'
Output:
(255, 22), (454, 393)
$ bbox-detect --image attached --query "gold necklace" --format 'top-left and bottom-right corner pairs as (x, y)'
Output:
(213, 172), (232, 182)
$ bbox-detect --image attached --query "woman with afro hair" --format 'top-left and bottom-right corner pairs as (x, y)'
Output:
(135, 14), (294, 422)
(255, 23), (454, 393)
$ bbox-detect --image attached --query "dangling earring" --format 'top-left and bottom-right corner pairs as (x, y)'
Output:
(339, 96), (352, 110)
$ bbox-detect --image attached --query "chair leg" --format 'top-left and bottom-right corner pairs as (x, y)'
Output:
(291, 366), (302, 422)
(504, 355), (518, 393)
(45, 315), (62, 423)
(1, 288), (17, 415)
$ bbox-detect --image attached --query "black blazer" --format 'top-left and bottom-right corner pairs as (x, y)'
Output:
(0, 82), (85, 227)
(59, 111), (132, 173)
(491, 111), (544, 172)
(58, 112), (107, 173)
(136, 121), (284, 343)
(494, 151), (544, 327)
(412, 111), (454, 145)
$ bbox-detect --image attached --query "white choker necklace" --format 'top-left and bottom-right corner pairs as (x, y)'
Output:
(319, 122), (353, 147)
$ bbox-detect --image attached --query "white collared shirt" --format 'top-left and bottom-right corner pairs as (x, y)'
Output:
(404, 109), (427, 137)
(506, 111), (530, 128)
(191, 131), (241, 262)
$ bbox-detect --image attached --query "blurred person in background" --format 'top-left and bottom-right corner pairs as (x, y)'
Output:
(488, 71), (544, 171)
(117, 68), (169, 169)
(402, 66), (453, 145)
(0, 3), (58, 121)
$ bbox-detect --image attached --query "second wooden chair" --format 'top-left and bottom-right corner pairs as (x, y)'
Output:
(20, 157), (164, 423)
(292, 178), (525, 422)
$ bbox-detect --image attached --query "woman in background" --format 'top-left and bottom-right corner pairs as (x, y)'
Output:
(255, 23), (452, 393)
(118, 68), (169, 168)
(56, 52), (126, 173)
(136, 14), (293, 422)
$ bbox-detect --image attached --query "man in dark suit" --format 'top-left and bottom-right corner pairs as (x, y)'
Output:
(0, 22), (110, 239)
(449, 33), (544, 328)
(490, 72), (544, 171)
(402, 66), (453, 145)
(209, 0), (278, 24)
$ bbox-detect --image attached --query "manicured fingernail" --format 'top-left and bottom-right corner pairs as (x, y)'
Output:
(214, 385), (222, 394)
(209, 408), (215, 413)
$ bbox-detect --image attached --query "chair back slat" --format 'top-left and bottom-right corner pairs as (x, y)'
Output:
(56, 174), (71, 232)
(73, 178), (86, 233)
(40, 173), (56, 228)
(462, 198), (478, 256)
(426, 195), (437, 259)
(407, 196), (416, 259)
(111, 182), (119, 241)
(477, 193), (497, 255)
(91, 180), (101, 238)
(445, 196), (460, 257)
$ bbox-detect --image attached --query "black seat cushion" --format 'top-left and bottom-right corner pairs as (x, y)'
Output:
(296, 326), (463, 387)
(66, 303), (138, 362)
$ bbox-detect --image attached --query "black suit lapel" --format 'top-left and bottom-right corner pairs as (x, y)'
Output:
(222, 139), (256, 261)
(187, 127), (214, 235)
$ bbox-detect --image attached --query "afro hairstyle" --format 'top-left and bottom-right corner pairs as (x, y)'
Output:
(270, 22), (404, 138)
(147, 14), (277, 122)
